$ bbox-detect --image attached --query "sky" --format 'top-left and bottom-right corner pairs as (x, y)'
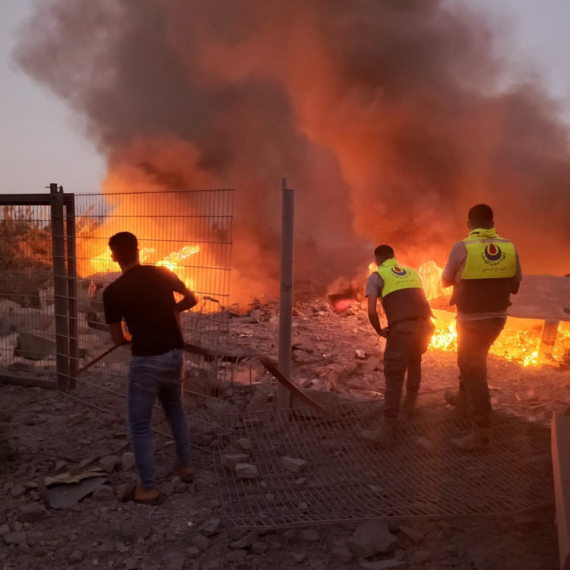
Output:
(1, 0), (569, 196)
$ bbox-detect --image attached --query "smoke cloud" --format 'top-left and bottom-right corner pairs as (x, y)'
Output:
(15, 0), (570, 301)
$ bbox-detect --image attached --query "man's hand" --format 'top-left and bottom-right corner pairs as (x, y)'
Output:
(378, 327), (388, 339)
(108, 322), (131, 346)
(367, 295), (386, 337)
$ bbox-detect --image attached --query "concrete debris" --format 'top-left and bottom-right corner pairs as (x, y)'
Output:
(251, 541), (268, 553)
(295, 477), (308, 485)
(200, 518), (221, 537)
(399, 525), (424, 543)
(301, 529), (320, 542)
(222, 453), (249, 470)
(92, 484), (114, 501)
(227, 549), (248, 562)
(19, 502), (49, 523)
(15, 331), (56, 360)
(69, 550), (85, 563)
(0, 524), (9, 536)
(297, 502), (309, 512)
(292, 553), (307, 563)
(98, 455), (119, 473)
(413, 550), (431, 565)
(359, 560), (405, 570)
(121, 451), (135, 472)
(230, 531), (259, 549)
(347, 521), (398, 558)
(185, 546), (200, 559)
(282, 456), (308, 473)
(190, 534), (211, 551)
(235, 463), (260, 479)
(163, 549), (186, 570)
(355, 349), (366, 359)
(331, 545), (353, 563)
(10, 484), (26, 498)
(235, 437), (253, 451)
(4, 531), (27, 545)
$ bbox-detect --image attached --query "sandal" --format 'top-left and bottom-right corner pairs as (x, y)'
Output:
(119, 483), (165, 506)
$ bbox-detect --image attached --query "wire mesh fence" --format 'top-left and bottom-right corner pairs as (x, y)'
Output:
(213, 404), (553, 528)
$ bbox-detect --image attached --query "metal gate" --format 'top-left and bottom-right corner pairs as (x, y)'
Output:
(0, 185), (233, 394)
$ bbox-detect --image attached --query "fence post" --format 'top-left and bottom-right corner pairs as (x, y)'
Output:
(49, 183), (70, 390)
(66, 192), (78, 388)
(278, 178), (294, 410)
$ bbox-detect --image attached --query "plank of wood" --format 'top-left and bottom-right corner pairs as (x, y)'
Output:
(551, 412), (570, 570)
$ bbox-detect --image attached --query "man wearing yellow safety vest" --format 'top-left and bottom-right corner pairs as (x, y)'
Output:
(442, 204), (522, 451)
(361, 245), (434, 446)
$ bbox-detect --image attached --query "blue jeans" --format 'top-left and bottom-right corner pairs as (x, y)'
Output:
(127, 349), (192, 488)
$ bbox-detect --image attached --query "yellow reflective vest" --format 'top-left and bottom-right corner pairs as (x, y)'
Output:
(461, 229), (517, 280)
(377, 259), (423, 297)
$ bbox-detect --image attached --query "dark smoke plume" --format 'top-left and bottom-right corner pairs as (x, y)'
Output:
(15, 0), (570, 300)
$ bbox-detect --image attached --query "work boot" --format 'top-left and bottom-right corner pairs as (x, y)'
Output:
(361, 417), (398, 447)
(403, 391), (418, 418)
(451, 427), (491, 451)
(445, 387), (469, 417)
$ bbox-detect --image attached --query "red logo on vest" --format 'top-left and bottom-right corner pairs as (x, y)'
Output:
(484, 243), (503, 262)
(391, 266), (408, 277)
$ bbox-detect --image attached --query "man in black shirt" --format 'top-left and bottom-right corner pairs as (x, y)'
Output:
(103, 232), (197, 505)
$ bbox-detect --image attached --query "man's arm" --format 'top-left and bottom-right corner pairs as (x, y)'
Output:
(367, 296), (387, 338)
(102, 287), (130, 346)
(442, 242), (465, 288)
(159, 268), (198, 312)
(511, 253), (522, 295)
(108, 322), (131, 346)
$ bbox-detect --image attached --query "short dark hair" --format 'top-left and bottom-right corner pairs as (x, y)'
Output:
(109, 232), (138, 265)
(468, 204), (494, 227)
(374, 244), (394, 259)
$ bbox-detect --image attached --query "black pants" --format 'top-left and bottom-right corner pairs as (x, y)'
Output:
(457, 317), (506, 429)
(383, 318), (435, 419)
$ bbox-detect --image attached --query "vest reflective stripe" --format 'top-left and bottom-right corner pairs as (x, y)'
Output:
(461, 238), (517, 280)
(378, 260), (424, 297)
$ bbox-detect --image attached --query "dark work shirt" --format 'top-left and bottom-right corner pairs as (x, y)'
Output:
(103, 265), (186, 356)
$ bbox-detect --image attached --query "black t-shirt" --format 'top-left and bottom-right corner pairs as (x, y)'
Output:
(103, 265), (186, 356)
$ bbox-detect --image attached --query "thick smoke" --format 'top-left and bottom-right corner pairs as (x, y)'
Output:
(15, 0), (570, 301)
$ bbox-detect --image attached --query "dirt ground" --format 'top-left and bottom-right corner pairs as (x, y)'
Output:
(0, 302), (566, 569)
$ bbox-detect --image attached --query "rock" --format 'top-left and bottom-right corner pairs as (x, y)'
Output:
(359, 560), (405, 570)
(19, 503), (49, 523)
(251, 542), (268, 553)
(163, 550), (186, 570)
(227, 549), (248, 562)
(69, 550), (84, 563)
(15, 332), (56, 360)
(122, 452), (135, 472)
(295, 478), (308, 485)
(10, 484), (26, 498)
(394, 549), (405, 561)
(282, 456), (308, 473)
(222, 453), (249, 470)
(414, 550), (431, 565)
(331, 546), (353, 563)
(200, 519), (220, 537)
(235, 463), (260, 479)
(231, 531), (258, 549)
(116, 522), (152, 542)
(399, 526), (424, 543)
(99, 455), (119, 473)
(298, 502), (309, 512)
(191, 534), (211, 551)
(202, 560), (223, 570)
(301, 529), (320, 542)
(0, 524), (9, 536)
(415, 436), (434, 450)
(186, 546), (200, 559)
(235, 438), (253, 451)
(347, 521), (398, 558)
(4, 532), (27, 545)
(355, 349), (366, 359)
(292, 553), (307, 563)
(93, 485), (114, 501)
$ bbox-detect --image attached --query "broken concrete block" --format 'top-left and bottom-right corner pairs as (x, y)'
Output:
(301, 529), (320, 542)
(413, 550), (431, 565)
(235, 438), (253, 451)
(251, 542), (268, 553)
(331, 545), (353, 563)
(92, 485), (114, 501)
(222, 453), (249, 470)
(4, 531), (27, 546)
(10, 484), (26, 498)
(235, 463), (260, 479)
(347, 521), (398, 558)
(99, 455), (119, 474)
(200, 519), (220, 537)
(399, 525), (424, 543)
(15, 331), (56, 360)
(231, 531), (258, 549)
(191, 534), (211, 551)
(282, 456), (307, 473)
(18, 503), (49, 523)
(121, 452), (135, 472)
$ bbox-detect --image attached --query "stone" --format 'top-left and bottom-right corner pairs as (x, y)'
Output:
(227, 549), (248, 562)
(93, 485), (114, 501)
(116, 522), (152, 542)
(282, 456), (307, 473)
(200, 519), (220, 537)
(69, 550), (84, 563)
(347, 521), (398, 558)
(185, 546), (200, 559)
(251, 542), (268, 553)
(99, 455), (119, 473)
(414, 550), (431, 565)
(235, 463), (260, 479)
(15, 332), (56, 360)
(331, 546), (353, 563)
(301, 529), (320, 542)
(231, 531), (258, 549)
(298, 502), (309, 512)
(394, 549), (405, 561)
(19, 503), (49, 523)
(122, 452), (135, 472)
(4, 532), (27, 545)
(191, 534), (211, 551)
(202, 560), (223, 570)
(295, 478), (308, 485)
(0, 524), (9, 536)
(10, 484), (26, 498)
(163, 550), (186, 570)
(399, 525), (424, 543)
(355, 349), (366, 359)
(222, 453), (249, 470)
(292, 553), (307, 563)
(359, 560), (405, 570)
(235, 438), (253, 451)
